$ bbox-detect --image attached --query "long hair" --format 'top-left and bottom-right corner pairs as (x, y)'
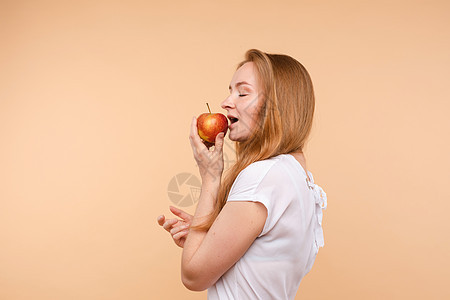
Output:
(194, 49), (315, 231)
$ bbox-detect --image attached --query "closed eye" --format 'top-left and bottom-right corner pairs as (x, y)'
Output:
(239, 94), (248, 97)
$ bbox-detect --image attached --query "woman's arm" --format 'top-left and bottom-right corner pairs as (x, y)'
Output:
(181, 179), (219, 256)
(181, 117), (267, 291)
(181, 199), (267, 291)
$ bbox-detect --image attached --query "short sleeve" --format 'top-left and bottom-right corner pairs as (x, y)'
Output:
(227, 159), (289, 237)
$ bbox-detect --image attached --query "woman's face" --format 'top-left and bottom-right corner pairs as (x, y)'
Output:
(221, 62), (264, 142)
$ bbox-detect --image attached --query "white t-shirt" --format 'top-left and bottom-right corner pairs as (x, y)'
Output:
(207, 154), (327, 300)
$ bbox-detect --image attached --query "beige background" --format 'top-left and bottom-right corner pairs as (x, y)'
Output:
(1, 0), (449, 299)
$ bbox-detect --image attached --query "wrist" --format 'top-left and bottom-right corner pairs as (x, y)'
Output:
(200, 169), (222, 184)
(200, 168), (222, 183)
(200, 179), (220, 199)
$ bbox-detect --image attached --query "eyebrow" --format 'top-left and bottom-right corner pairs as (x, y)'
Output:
(228, 81), (252, 91)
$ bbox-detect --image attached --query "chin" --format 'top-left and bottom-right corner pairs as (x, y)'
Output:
(229, 132), (250, 142)
(228, 134), (238, 141)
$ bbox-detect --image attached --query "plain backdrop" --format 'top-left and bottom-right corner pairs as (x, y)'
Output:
(1, 0), (449, 299)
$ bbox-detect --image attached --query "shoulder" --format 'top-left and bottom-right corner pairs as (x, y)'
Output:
(228, 155), (290, 200)
(236, 154), (290, 183)
(237, 156), (280, 180)
(227, 154), (300, 237)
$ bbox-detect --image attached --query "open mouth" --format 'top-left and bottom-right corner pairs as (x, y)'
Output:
(228, 117), (239, 125)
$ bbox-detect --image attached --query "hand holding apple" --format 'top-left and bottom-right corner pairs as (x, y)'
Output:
(197, 103), (228, 145)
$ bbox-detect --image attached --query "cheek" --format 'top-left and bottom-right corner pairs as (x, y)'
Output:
(249, 99), (264, 120)
(245, 96), (261, 114)
(250, 99), (266, 130)
(242, 107), (261, 132)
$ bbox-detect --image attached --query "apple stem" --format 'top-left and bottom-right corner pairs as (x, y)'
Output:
(206, 103), (211, 114)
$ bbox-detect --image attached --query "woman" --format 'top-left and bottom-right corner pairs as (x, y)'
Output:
(157, 49), (327, 299)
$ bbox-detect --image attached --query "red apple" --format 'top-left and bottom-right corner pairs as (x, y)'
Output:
(197, 104), (228, 144)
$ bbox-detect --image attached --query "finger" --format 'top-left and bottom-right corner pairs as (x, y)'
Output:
(214, 132), (225, 153)
(189, 116), (205, 149)
(169, 206), (193, 222)
(170, 223), (189, 235)
(173, 230), (189, 241)
(162, 218), (178, 231)
(157, 215), (165, 226)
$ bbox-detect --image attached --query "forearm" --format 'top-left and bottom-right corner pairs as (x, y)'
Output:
(181, 179), (220, 285)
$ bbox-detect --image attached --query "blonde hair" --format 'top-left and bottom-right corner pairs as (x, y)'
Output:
(195, 49), (315, 231)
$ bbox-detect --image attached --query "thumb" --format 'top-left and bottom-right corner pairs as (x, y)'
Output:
(214, 132), (225, 152)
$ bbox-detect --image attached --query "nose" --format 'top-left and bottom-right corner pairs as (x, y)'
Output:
(221, 94), (235, 110)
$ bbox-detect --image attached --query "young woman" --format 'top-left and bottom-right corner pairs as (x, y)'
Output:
(157, 49), (327, 299)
